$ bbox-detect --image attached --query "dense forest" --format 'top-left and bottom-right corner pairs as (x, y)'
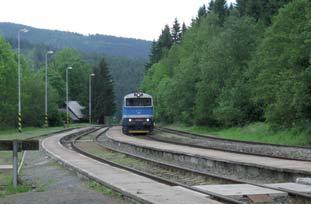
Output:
(141, 0), (311, 130)
(0, 41), (116, 127)
(0, 22), (151, 59)
(0, 23), (150, 128)
(0, 24), (150, 124)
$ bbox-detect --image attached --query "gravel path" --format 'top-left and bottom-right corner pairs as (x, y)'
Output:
(0, 148), (128, 204)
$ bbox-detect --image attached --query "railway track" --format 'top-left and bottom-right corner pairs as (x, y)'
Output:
(152, 127), (311, 161)
(65, 127), (311, 204)
(68, 128), (243, 204)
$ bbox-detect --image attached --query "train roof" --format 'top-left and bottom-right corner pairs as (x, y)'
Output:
(124, 93), (152, 99)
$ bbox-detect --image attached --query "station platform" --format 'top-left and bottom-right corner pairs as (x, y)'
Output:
(42, 128), (221, 204)
(195, 184), (287, 202)
(194, 182), (311, 202)
(106, 127), (311, 175)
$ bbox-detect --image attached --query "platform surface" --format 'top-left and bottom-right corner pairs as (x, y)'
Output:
(42, 128), (221, 204)
(296, 178), (311, 185)
(194, 184), (287, 197)
(265, 182), (311, 193)
(106, 126), (311, 175)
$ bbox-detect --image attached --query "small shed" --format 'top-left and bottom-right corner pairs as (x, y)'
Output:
(60, 101), (85, 121)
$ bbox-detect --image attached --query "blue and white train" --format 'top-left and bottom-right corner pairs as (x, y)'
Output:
(122, 92), (154, 134)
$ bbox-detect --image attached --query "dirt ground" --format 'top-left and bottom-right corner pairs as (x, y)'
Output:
(0, 148), (128, 204)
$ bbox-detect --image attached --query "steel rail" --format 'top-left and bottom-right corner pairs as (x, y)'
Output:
(153, 127), (311, 162)
(102, 128), (311, 202)
(56, 126), (311, 203)
(70, 127), (244, 204)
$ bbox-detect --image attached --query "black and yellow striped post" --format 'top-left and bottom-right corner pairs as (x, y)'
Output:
(18, 112), (22, 133)
(66, 114), (70, 127)
(45, 113), (48, 128)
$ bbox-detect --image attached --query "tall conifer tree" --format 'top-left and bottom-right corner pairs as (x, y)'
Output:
(236, 0), (292, 25)
(171, 18), (182, 43)
(181, 22), (187, 38)
(93, 57), (115, 123)
(213, 0), (228, 24)
(145, 40), (161, 71)
(158, 25), (173, 50)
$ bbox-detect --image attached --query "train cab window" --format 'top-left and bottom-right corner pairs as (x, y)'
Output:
(126, 98), (151, 106)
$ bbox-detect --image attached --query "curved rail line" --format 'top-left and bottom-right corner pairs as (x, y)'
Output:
(153, 127), (311, 161)
(107, 127), (311, 202)
(69, 127), (243, 204)
(68, 127), (311, 204)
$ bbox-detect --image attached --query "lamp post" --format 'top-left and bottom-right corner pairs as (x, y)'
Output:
(89, 73), (95, 124)
(17, 28), (28, 133)
(66, 67), (72, 127)
(45, 50), (53, 128)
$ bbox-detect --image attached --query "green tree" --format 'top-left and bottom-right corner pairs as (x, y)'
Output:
(93, 57), (116, 123)
(213, 0), (228, 24)
(171, 18), (182, 43)
(145, 25), (173, 72)
(0, 36), (61, 128)
(197, 5), (207, 22)
(0, 37), (18, 127)
(181, 22), (187, 37)
(22, 71), (59, 127)
(158, 25), (173, 52)
(145, 41), (161, 71)
(252, 0), (311, 128)
(236, 0), (292, 25)
(50, 48), (90, 106)
(141, 0), (310, 130)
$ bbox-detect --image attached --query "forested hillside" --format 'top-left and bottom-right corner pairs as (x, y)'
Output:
(0, 23), (150, 121)
(0, 41), (118, 127)
(0, 22), (151, 58)
(141, 0), (311, 130)
(0, 23), (150, 128)
(83, 52), (145, 117)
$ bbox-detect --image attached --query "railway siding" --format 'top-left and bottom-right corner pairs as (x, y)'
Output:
(156, 128), (311, 161)
(105, 127), (311, 183)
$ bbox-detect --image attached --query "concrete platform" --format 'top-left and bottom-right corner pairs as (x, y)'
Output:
(42, 128), (221, 204)
(194, 184), (287, 202)
(106, 127), (311, 175)
(296, 178), (311, 185)
(265, 182), (311, 193)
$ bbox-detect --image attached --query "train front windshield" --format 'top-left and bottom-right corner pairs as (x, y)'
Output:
(126, 98), (152, 106)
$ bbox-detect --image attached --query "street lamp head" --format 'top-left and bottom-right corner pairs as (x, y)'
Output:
(67, 66), (73, 70)
(90, 73), (95, 77)
(20, 28), (28, 33)
(47, 50), (54, 54)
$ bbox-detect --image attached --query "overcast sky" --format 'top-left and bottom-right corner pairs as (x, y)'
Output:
(0, 0), (236, 41)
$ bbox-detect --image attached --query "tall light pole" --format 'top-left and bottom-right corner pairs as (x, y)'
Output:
(45, 50), (53, 128)
(89, 73), (95, 124)
(66, 67), (72, 127)
(17, 28), (28, 133)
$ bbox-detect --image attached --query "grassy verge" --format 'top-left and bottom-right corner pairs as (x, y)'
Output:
(0, 123), (89, 140)
(0, 123), (89, 165)
(0, 173), (31, 197)
(166, 122), (311, 146)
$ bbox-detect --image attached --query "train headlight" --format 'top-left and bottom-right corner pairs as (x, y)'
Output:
(128, 118), (132, 122)
(146, 118), (150, 122)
